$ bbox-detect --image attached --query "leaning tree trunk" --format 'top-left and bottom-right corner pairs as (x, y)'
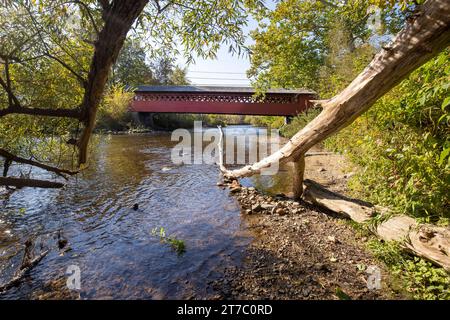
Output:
(77, 0), (149, 164)
(221, 0), (450, 179)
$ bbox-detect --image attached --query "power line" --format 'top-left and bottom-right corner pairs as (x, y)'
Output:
(188, 70), (247, 75)
(189, 84), (253, 87)
(187, 77), (250, 81)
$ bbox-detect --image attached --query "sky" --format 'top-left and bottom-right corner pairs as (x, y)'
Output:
(176, 6), (265, 87)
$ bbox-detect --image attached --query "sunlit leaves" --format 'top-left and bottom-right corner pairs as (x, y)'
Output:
(136, 0), (253, 64)
(0, 1), (93, 166)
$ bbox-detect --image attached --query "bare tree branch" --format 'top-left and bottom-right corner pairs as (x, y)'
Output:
(0, 75), (83, 119)
(69, 0), (100, 35)
(0, 177), (64, 188)
(0, 106), (83, 119)
(44, 53), (87, 86)
(0, 148), (78, 179)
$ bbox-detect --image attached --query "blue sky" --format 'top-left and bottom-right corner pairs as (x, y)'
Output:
(176, 4), (269, 87)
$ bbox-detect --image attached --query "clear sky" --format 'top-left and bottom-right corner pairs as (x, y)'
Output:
(176, 10), (261, 87)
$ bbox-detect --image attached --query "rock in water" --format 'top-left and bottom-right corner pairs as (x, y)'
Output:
(58, 239), (68, 250)
(133, 203), (139, 211)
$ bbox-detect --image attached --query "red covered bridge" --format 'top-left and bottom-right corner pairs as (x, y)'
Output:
(130, 86), (316, 117)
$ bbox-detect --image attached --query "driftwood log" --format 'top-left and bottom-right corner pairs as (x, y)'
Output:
(302, 179), (450, 272)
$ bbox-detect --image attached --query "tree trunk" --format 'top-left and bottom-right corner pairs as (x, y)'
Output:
(292, 154), (305, 199)
(77, 0), (149, 164)
(302, 179), (450, 272)
(221, 0), (450, 179)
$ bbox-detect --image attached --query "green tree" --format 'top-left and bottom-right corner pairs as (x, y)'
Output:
(111, 40), (157, 87)
(0, 0), (254, 187)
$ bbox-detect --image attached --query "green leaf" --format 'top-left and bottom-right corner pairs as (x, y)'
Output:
(335, 287), (352, 300)
(441, 97), (450, 110)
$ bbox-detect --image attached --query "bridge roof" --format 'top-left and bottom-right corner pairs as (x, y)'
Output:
(135, 85), (314, 95)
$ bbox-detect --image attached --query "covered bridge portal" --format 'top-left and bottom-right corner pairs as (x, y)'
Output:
(130, 86), (316, 117)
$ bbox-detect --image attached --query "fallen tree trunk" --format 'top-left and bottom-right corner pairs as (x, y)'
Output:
(0, 177), (64, 189)
(302, 179), (450, 272)
(221, 0), (450, 179)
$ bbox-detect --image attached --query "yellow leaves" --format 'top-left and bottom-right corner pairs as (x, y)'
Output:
(363, 0), (425, 10)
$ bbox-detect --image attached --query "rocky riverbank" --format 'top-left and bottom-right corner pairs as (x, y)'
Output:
(211, 148), (406, 300)
(211, 181), (403, 300)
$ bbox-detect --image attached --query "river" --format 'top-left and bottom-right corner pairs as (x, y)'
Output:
(0, 125), (292, 299)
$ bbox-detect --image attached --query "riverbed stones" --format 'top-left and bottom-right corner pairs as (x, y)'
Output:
(218, 180), (308, 217)
(251, 204), (262, 213)
(260, 203), (274, 211)
(230, 187), (241, 194)
(327, 235), (338, 243)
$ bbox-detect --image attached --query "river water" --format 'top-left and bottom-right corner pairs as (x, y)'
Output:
(0, 126), (292, 299)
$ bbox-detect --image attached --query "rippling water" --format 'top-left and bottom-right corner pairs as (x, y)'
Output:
(0, 126), (291, 299)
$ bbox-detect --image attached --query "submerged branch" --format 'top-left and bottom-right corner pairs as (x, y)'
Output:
(0, 248), (49, 293)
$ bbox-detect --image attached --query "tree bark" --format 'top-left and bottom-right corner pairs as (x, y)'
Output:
(0, 177), (64, 188)
(292, 154), (305, 199)
(302, 179), (450, 272)
(77, 0), (149, 164)
(221, 0), (450, 179)
(0, 106), (82, 119)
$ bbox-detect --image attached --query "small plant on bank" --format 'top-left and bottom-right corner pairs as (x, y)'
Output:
(151, 227), (186, 255)
(368, 239), (450, 300)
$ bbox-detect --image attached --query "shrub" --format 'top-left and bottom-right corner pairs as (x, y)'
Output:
(97, 85), (134, 131)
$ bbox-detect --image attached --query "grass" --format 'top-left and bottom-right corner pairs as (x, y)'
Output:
(151, 227), (186, 255)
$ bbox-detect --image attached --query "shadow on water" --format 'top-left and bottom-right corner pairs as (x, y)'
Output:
(0, 126), (292, 299)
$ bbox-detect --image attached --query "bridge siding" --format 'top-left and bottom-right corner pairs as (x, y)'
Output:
(131, 100), (312, 116)
(130, 86), (315, 116)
